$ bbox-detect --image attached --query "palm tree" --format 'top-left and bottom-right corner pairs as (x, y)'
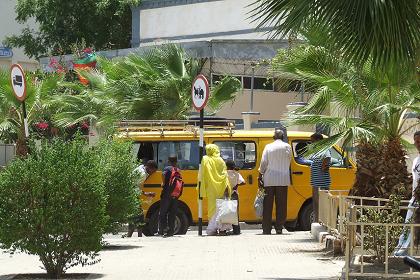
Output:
(271, 45), (420, 197)
(250, 0), (420, 74)
(0, 70), (62, 156)
(54, 44), (241, 128)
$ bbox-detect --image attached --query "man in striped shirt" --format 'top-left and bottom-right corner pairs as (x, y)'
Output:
(258, 129), (292, 234)
(310, 133), (331, 223)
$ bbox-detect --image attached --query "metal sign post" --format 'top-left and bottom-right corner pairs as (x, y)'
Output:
(10, 64), (29, 138)
(192, 74), (210, 236)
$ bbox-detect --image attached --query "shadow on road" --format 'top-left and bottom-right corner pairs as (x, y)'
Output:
(262, 277), (339, 280)
(101, 244), (142, 251)
(0, 273), (104, 280)
(286, 238), (316, 243)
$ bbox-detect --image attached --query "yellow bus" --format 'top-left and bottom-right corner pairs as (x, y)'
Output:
(120, 120), (356, 235)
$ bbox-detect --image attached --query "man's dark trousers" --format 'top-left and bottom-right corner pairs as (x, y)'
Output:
(159, 196), (178, 235)
(262, 186), (288, 234)
(231, 192), (240, 234)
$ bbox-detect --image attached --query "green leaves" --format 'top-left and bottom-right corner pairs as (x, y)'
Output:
(358, 186), (405, 262)
(0, 137), (140, 277)
(0, 138), (107, 277)
(251, 0), (420, 73)
(5, 0), (141, 58)
(54, 44), (241, 125)
(275, 45), (419, 152)
(0, 69), (63, 146)
(95, 139), (140, 234)
(207, 76), (242, 113)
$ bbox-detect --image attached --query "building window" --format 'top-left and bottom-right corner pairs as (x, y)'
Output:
(212, 74), (274, 91)
(243, 76), (274, 91)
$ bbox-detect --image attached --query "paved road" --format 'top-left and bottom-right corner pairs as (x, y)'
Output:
(0, 229), (343, 280)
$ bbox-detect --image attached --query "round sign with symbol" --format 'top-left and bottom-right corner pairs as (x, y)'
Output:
(192, 74), (210, 111)
(10, 64), (27, 102)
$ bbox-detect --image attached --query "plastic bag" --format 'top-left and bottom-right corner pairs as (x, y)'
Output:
(254, 189), (265, 218)
(215, 199), (238, 225)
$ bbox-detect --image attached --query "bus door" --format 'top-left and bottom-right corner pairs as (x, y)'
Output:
(210, 139), (259, 221)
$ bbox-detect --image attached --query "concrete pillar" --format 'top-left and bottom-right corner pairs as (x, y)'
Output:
(241, 111), (260, 130)
(286, 102), (314, 132)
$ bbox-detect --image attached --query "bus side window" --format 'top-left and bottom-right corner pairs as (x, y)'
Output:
(292, 141), (312, 166)
(213, 141), (256, 170)
(330, 147), (347, 168)
(157, 141), (200, 170)
(133, 142), (157, 164)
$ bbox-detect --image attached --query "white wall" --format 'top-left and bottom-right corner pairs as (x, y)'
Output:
(216, 90), (302, 120)
(0, 0), (38, 70)
(138, 0), (268, 44)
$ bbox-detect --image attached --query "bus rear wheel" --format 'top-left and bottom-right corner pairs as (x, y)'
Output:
(298, 203), (314, 231)
(143, 208), (189, 236)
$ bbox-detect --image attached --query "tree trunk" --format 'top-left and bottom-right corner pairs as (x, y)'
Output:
(377, 138), (412, 198)
(40, 254), (65, 279)
(351, 139), (411, 198)
(15, 137), (28, 157)
(350, 142), (382, 197)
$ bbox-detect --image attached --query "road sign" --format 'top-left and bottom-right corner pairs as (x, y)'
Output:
(10, 64), (27, 102)
(192, 74), (210, 236)
(192, 74), (210, 111)
(10, 64), (29, 138)
(0, 47), (13, 58)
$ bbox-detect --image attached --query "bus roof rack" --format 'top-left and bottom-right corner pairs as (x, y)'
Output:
(117, 119), (236, 134)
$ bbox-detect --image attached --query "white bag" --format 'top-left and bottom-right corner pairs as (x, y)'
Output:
(215, 199), (238, 225)
(254, 189), (265, 218)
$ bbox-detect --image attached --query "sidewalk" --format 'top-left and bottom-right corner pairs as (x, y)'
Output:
(0, 229), (344, 280)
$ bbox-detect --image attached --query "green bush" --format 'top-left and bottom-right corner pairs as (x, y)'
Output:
(358, 185), (405, 263)
(96, 139), (140, 233)
(0, 138), (107, 278)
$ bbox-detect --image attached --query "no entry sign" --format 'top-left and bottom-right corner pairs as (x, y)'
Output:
(10, 64), (27, 102)
(10, 64), (29, 138)
(192, 74), (210, 111)
(192, 74), (210, 236)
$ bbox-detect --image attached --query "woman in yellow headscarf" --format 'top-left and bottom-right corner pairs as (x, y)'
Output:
(199, 144), (232, 235)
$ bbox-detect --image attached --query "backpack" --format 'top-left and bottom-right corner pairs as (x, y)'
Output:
(169, 167), (184, 198)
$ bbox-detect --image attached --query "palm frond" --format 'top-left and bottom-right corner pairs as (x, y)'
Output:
(250, 0), (420, 72)
(207, 76), (242, 112)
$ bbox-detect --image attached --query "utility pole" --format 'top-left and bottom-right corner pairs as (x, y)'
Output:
(250, 63), (255, 112)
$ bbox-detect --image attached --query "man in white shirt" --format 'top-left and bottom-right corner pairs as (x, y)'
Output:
(395, 131), (420, 255)
(258, 129), (292, 234)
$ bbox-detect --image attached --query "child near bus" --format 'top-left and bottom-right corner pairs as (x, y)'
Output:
(226, 160), (246, 235)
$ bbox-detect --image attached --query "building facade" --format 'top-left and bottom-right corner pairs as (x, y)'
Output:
(131, 0), (271, 47)
(0, 0), (39, 70)
(131, 0), (305, 121)
(40, 0), (306, 122)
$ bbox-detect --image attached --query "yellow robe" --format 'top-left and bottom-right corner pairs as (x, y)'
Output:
(198, 144), (231, 218)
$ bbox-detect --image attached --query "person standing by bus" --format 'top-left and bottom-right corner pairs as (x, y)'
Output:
(309, 133), (331, 223)
(200, 144), (232, 236)
(128, 160), (158, 237)
(226, 160), (246, 235)
(159, 156), (181, 237)
(395, 131), (420, 256)
(258, 129), (292, 235)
